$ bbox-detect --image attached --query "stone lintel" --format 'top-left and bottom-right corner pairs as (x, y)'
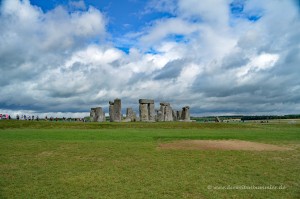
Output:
(139, 99), (154, 104)
(160, 102), (170, 106)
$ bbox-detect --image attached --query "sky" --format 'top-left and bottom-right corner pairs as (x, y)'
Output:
(0, 0), (300, 117)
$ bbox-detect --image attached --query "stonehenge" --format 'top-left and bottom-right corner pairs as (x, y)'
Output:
(181, 106), (190, 121)
(169, 106), (191, 121)
(90, 98), (191, 123)
(157, 102), (174, 122)
(172, 110), (177, 121)
(90, 107), (105, 122)
(177, 111), (182, 121)
(139, 99), (155, 122)
(109, 98), (122, 122)
(126, 108), (137, 122)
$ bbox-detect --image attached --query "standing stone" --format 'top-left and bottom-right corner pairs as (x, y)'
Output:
(109, 101), (114, 122)
(156, 110), (163, 122)
(159, 106), (165, 121)
(90, 108), (96, 122)
(158, 102), (173, 122)
(90, 107), (105, 122)
(164, 103), (173, 121)
(148, 103), (155, 121)
(113, 99), (122, 122)
(95, 107), (105, 122)
(139, 99), (155, 122)
(181, 106), (190, 121)
(126, 108), (136, 122)
(165, 106), (173, 121)
(172, 110), (177, 121)
(108, 99), (122, 122)
(102, 112), (106, 122)
(139, 103), (149, 121)
(177, 111), (182, 121)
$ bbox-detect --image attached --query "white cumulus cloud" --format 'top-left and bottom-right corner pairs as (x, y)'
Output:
(1, 0), (300, 117)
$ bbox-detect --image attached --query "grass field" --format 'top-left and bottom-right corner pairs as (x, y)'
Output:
(0, 120), (299, 198)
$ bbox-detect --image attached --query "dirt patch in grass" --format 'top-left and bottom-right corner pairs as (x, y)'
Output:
(158, 140), (292, 151)
(36, 151), (54, 157)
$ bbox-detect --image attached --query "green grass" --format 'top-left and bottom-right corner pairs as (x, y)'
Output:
(0, 120), (299, 198)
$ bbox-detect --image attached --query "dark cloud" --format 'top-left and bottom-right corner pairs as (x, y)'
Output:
(0, 0), (300, 116)
(154, 59), (184, 80)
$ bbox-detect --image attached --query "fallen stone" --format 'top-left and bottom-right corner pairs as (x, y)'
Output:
(122, 118), (132, 122)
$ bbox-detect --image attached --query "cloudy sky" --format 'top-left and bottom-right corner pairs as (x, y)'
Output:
(0, 0), (300, 117)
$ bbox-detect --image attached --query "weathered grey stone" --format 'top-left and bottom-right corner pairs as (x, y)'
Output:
(157, 102), (173, 122)
(102, 112), (106, 121)
(126, 108), (133, 119)
(148, 103), (155, 122)
(159, 106), (165, 121)
(109, 104), (114, 122)
(156, 110), (163, 122)
(139, 103), (149, 121)
(172, 110), (177, 121)
(90, 108), (96, 122)
(113, 99), (122, 122)
(126, 108), (136, 122)
(139, 99), (154, 104)
(122, 118), (131, 122)
(160, 102), (170, 106)
(177, 111), (182, 121)
(181, 106), (190, 121)
(164, 104), (173, 121)
(90, 107), (105, 122)
(139, 99), (155, 122)
(108, 98), (122, 122)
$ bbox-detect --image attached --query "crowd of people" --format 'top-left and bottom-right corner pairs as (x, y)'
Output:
(0, 113), (86, 122)
(0, 113), (11, 120)
(15, 114), (39, 121)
